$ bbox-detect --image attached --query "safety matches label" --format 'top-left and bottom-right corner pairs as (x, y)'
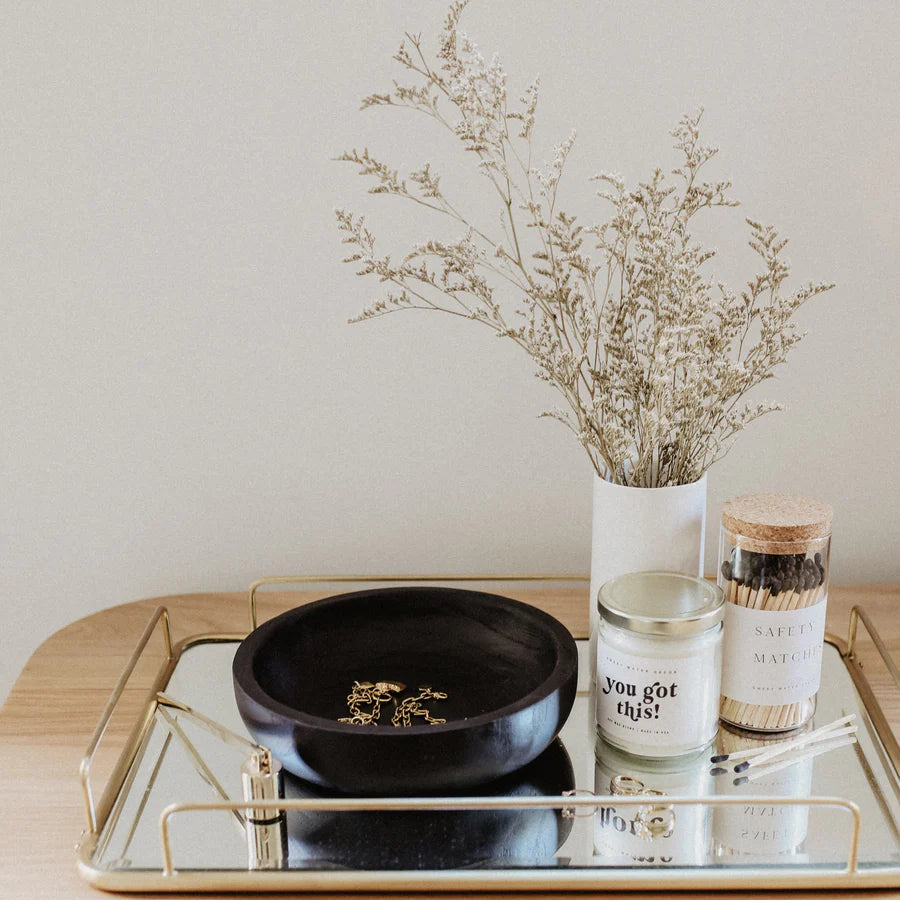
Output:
(721, 599), (827, 705)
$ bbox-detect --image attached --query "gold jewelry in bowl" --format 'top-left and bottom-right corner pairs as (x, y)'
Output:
(339, 681), (448, 727)
(392, 686), (449, 727)
(338, 680), (405, 725)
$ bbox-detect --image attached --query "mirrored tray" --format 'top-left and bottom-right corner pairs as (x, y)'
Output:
(77, 578), (900, 892)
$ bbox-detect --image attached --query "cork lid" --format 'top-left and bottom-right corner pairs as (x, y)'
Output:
(722, 493), (833, 544)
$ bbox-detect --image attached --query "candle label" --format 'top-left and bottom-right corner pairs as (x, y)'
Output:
(596, 641), (716, 749)
(721, 598), (827, 705)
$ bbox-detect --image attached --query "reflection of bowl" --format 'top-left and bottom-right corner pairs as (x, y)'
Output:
(233, 587), (578, 793)
(285, 739), (576, 869)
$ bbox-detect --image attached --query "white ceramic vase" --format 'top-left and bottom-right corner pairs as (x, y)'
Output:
(588, 473), (708, 633)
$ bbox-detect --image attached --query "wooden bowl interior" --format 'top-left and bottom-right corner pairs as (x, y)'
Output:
(252, 591), (563, 723)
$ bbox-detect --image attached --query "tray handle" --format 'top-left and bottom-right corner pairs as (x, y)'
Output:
(847, 605), (900, 689)
(157, 794), (862, 878)
(842, 605), (900, 774)
(80, 606), (173, 834)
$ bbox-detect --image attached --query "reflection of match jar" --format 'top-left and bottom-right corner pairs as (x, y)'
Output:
(718, 494), (832, 732)
(595, 572), (724, 758)
(712, 726), (813, 860)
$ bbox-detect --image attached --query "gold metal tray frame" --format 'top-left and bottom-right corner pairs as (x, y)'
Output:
(76, 576), (900, 892)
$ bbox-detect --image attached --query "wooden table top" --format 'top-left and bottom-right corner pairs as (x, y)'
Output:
(1, 582), (899, 900)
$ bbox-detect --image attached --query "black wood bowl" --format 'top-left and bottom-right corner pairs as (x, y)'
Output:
(232, 586), (578, 793)
(284, 738), (576, 869)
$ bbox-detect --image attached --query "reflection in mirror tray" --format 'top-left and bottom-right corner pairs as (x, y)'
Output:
(85, 636), (900, 890)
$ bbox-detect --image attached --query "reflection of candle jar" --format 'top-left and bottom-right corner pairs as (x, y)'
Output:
(594, 572), (724, 757)
(712, 727), (813, 860)
(594, 738), (713, 866)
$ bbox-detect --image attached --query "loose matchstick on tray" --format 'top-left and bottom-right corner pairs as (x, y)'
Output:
(733, 723), (857, 772)
(732, 734), (858, 785)
(710, 714), (858, 775)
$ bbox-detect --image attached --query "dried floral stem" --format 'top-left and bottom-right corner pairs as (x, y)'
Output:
(336, 2), (833, 487)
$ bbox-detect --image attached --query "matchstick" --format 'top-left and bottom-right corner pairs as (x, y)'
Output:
(732, 734), (857, 785)
(710, 713), (856, 765)
(733, 722), (857, 772)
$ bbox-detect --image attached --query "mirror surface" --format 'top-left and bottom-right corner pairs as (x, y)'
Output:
(93, 639), (900, 876)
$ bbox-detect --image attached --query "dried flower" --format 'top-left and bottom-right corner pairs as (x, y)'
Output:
(336, 1), (833, 487)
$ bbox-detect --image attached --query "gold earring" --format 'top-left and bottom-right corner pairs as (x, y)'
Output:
(610, 775), (645, 795)
(608, 776), (675, 840)
(635, 789), (676, 840)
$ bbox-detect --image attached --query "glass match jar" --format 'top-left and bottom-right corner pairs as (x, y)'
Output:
(718, 494), (832, 732)
(594, 572), (724, 758)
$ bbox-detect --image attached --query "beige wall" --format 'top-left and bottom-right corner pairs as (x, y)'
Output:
(3, 1), (899, 702)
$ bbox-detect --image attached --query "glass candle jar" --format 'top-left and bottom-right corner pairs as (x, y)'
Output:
(594, 572), (724, 758)
(718, 494), (832, 732)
